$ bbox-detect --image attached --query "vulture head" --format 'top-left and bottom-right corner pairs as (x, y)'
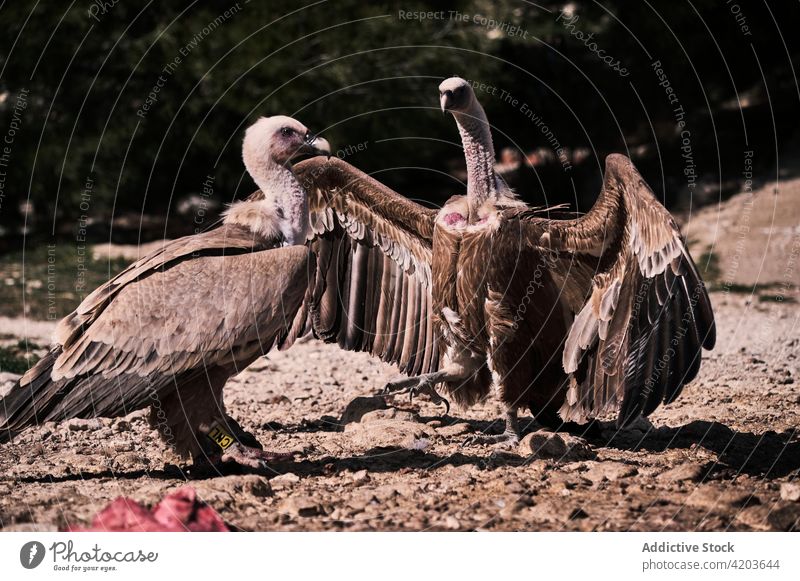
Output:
(243, 115), (327, 167)
(439, 76), (474, 114)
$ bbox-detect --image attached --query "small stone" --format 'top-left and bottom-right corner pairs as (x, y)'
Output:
(238, 475), (272, 498)
(279, 496), (322, 518)
(779, 482), (800, 502)
(351, 469), (370, 484)
(0, 372), (21, 397)
(67, 418), (102, 431)
(657, 463), (705, 483)
(499, 496), (531, 519)
(113, 420), (131, 433)
(270, 472), (300, 488)
(583, 461), (638, 483)
(444, 515), (461, 530)
(436, 423), (473, 437)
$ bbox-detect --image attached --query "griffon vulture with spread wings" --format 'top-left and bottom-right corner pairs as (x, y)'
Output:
(293, 77), (715, 446)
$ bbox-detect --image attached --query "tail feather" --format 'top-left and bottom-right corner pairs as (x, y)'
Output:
(1, 350), (63, 442)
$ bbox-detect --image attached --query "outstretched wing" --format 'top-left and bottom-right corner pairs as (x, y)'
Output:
(525, 154), (716, 426)
(292, 157), (440, 376)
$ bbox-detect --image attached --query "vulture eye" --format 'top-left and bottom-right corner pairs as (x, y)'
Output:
(280, 127), (293, 137)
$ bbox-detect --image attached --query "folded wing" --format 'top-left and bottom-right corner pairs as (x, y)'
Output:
(2, 227), (311, 433)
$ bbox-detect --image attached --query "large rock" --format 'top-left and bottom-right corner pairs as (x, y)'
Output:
(518, 430), (595, 461)
(344, 418), (434, 450)
(339, 396), (388, 425)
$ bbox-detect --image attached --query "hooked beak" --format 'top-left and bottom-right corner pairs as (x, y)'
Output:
(440, 90), (454, 113)
(299, 132), (331, 157)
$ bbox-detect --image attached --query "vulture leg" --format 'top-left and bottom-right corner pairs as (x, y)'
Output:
(195, 420), (294, 471)
(382, 370), (455, 415)
(463, 407), (520, 447)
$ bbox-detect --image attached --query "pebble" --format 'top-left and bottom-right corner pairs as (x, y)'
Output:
(351, 469), (370, 484)
(583, 461), (638, 483)
(779, 482), (800, 502)
(436, 423), (473, 437)
(279, 496), (323, 518)
(270, 472), (300, 488)
(657, 463), (705, 483)
(444, 515), (461, 530)
(66, 418), (103, 431)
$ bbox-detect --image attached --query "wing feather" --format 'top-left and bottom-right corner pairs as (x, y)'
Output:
(524, 154), (715, 426)
(291, 157), (440, 375)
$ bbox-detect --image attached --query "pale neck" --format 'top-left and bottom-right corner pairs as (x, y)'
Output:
(453, 103), (497, 221)
(246, 158), (309, 245)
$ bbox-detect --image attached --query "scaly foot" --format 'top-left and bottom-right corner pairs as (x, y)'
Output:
(462, 408), (520, 449)
(382, 374), (450, 415)
(462, 431), (520, 449)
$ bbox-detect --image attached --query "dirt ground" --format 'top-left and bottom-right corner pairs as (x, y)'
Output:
(0, 174), (799, 532)
(0, 291), (797, 532)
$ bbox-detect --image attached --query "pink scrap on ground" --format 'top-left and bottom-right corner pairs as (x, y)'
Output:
(64, 486), (229, 532)
(443, 212), (466, 226)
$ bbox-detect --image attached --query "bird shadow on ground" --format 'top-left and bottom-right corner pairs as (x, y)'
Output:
(8, 467), (181, 484)
(583, 420), (800, 479)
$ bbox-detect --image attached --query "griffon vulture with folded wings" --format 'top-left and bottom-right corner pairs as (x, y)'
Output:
(0, 116), (328, 467)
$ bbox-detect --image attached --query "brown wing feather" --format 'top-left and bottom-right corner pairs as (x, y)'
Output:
(53, 223), (278, 352)
(1, 246), (311, 438)
(523, 154), (715, 426)
(291, 157), (439, 375)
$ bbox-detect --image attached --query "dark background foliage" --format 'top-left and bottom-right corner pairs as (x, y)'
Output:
(0, 0), (797, 247)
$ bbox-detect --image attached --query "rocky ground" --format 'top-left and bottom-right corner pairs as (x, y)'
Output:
(0, 289), (798, 532)
(0, 170), (798, 532)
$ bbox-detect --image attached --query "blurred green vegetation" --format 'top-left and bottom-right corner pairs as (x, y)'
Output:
(0, 340), (42, 373)
(0, 241), (128, 320)
(0, 0), (797, 245)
